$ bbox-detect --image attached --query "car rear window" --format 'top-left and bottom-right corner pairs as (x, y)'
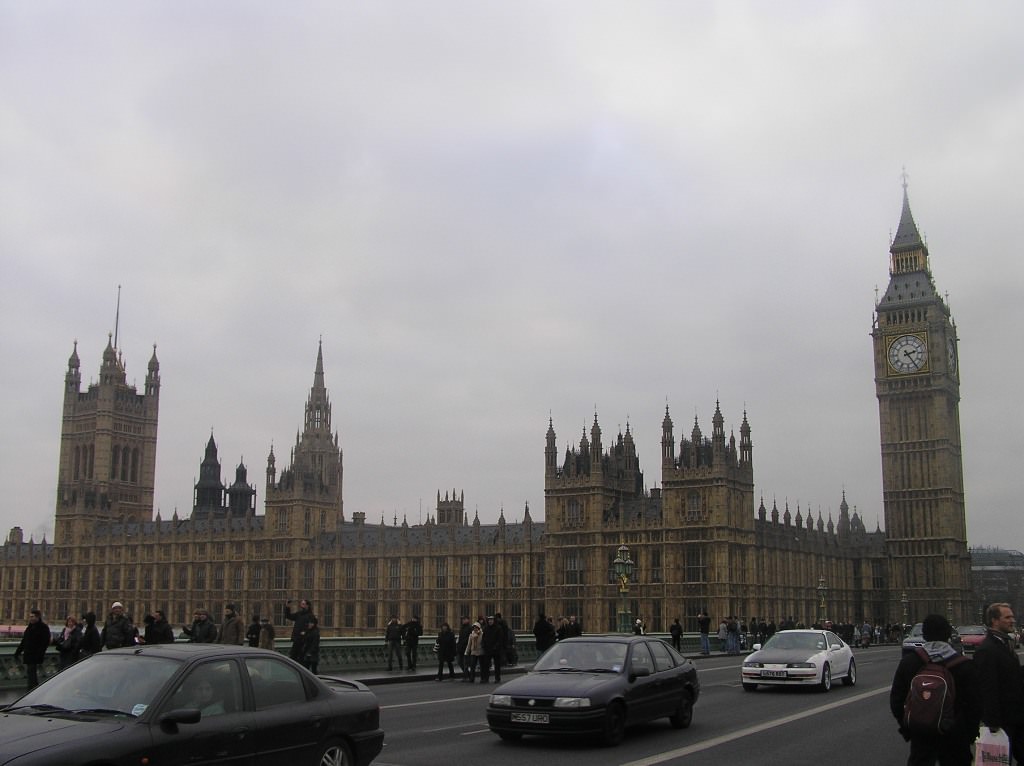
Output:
(648, 640), (676, 672)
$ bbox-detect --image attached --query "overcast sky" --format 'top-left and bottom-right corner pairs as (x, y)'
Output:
(2, 2), (1022, 551)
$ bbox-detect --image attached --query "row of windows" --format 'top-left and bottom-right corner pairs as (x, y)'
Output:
(0, 557), (546, 595)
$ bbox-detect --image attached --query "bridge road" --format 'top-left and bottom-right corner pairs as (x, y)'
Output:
(372, 647), (908, 766)
(0, 647), (917, 765)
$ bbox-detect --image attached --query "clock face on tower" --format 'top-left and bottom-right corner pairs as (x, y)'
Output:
(887, 334), (928, 374)
(947, 337), (957, 376)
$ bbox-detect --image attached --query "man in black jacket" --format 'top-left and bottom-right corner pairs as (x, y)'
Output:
(142, 610), (175, 644)
(384, 616), (405, 670)
(404, 615), (423, 671)
(14, 610), (50, 690)
(480, 615), (505, 683)
(889, 613), (980, 766)
(101, 601), (135, 650)
(974, 602), (1024, 764)
(533, 612), (556, 652)
(284, 599), (313, 662)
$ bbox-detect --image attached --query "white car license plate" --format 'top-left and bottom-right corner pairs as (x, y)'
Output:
(511, 712), (549, 724)
(761, 669), (787, 678)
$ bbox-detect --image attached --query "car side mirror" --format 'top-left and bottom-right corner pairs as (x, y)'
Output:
(830, 643), (841, 650)
(629, 666), (651, 681)
(159, 707), (202, 733)
(752, 643), (762, 651)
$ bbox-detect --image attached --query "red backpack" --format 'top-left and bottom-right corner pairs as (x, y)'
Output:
(902, 647), (968, 735)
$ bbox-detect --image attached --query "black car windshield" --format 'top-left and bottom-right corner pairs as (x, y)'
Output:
(7, 654), (180, 718)
(763, 633), (827, 651)
(534, 641), (627, 672)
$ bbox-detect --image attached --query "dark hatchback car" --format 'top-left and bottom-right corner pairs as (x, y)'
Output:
(0, 644), (383, 766)
(486, 635), (700, 746)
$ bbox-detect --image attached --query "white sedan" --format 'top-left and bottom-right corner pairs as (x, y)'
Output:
(741, 629), (856, 692)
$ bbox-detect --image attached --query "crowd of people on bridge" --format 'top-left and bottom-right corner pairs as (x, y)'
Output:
(8, 596), (315, 690)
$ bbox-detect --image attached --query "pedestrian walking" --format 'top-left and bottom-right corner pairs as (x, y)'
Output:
(464, 622), (483, 682)
(404, 615), (423, 671)
(385, 616), (405, 670)
(697, 611), (712, 655)
(54, 615), (82, 670)
(284, 598), (313, 662)
(14, 610), (51, 689)
(77, 611), (102, 660)
(302, 616), (321, 674)
(889, 614), (981, 766)
(435, 622), (457, 680)
(670, 618), (683, 651)
(974, 602), (1024, 764)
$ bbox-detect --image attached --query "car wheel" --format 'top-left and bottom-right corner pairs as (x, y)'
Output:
(842, 659), (856, 687)
(742, 682), (757, 692)
(497, 731), (523, 743)
(317, 740), (353, 766)
(819, 663), (831, 692)
(669, 693), (693, 729)
(601, 702), (627, 746)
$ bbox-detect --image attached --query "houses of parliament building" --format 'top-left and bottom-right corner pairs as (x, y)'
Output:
(0, 189), (972, 636)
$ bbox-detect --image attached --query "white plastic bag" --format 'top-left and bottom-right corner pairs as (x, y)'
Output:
(974, 727), (1010, 766)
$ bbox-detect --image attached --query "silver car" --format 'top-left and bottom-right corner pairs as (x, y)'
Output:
(741, 629), (856, 692)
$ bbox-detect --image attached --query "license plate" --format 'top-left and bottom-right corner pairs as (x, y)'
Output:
(511, 712), (549, 724)
(761, 670), (787, 678)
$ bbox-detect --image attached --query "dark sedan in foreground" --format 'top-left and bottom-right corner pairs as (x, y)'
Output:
(486, 635), (699, 746)
(0, 643), (383, 766)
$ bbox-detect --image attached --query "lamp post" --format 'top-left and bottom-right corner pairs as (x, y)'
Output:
(612, 543), (634, 633)
(816, 577), (827, 625)
(900, 591), (909, 628)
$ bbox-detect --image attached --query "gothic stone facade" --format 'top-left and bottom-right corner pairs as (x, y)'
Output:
(0, 192), (971, 636)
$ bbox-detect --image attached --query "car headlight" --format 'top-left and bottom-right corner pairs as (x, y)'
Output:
(788, 662), (815, 668)
(554, 697), (591, 708)
(743, 661), (763, 668)
(489, 694), (512, 707)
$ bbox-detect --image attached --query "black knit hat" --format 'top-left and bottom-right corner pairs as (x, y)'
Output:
(922, 613), (952, 642)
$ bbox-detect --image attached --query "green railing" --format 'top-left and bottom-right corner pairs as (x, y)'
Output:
(0, 633), (722, 690)
(0, 637), (545, 690)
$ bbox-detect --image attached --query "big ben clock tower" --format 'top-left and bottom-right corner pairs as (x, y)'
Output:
(872, 181), (971, 622)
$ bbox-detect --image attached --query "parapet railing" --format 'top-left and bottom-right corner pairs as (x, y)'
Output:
(0, 632), (746, 691)
(0, 636), (545, 690)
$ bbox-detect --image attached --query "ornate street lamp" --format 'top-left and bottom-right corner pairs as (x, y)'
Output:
(612, 543), (634, 633)
(900, 590), (909, 627)
(816, 577), (827, 625)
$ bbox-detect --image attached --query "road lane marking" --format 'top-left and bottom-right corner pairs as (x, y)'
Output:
(381, 693), (490, 709)
(619, 686), (890, 766)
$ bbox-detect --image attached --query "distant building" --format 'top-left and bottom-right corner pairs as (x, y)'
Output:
(970, 547), (1024, 622)
(0, 187), (973, 634)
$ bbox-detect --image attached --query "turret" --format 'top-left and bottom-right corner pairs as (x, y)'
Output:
(545, 418), (557, 477)
(661, 405), (675, 468)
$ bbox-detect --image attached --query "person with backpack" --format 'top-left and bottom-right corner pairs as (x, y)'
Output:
(889, 613), (981, 766)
